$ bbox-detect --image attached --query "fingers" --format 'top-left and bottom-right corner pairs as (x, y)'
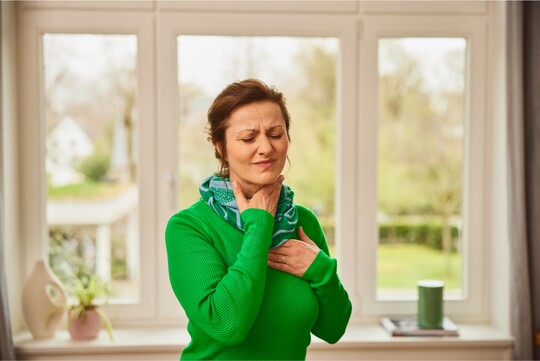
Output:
(265, 175), (284, 194)
(250, 176), (284, 215)
(232, 181), (247, 213)
(272, 175), (285, 192)
(268, 252), (286, 265)
(298, 226), (309, 241)
(268, 178), (284, 214)
(231, 176), (284, 215)
(298, 226), (317, 247)
(257, 176), (283, 202)
(268, 249), (295, 274)
(267, 239), (319, 278)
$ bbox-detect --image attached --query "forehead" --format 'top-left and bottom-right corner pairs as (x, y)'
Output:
(226, 101), (285, 130)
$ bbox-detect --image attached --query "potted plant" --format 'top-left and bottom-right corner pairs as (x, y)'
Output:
(67, 274), (113, 341)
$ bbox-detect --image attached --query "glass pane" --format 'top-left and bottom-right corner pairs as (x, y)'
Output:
(44, 34), (139, 302)
(177, 36), (338, 254)
(377, 38), (466, 298)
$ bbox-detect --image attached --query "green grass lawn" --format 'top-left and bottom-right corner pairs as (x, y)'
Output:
(377, 243), (462, 292)
(47, 181), (133, 201)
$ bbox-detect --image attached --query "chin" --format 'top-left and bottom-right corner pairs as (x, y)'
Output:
(252, 172), (281, 185)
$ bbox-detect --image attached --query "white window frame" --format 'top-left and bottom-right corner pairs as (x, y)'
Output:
(16, 1), (493, 327)
(156, 10), (359, 324)
(356, 15), (488, 321)
(18, 9), (157, 324)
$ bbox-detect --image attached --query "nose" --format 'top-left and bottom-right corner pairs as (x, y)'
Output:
(257, 136), (273, 155)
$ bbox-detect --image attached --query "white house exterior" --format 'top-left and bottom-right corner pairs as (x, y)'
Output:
(46, 116), (93, 186)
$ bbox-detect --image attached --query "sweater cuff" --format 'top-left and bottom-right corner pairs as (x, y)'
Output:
(241, 208), (274, 226)
(301, 250), (337, 287)
(240, 208), (274, 249)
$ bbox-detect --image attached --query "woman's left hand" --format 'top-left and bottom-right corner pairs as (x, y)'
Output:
(268, 226), (320, 277)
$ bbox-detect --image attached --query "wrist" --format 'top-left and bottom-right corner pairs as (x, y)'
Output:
(241, 209), (274, 250)
(301, 251), (337, 285)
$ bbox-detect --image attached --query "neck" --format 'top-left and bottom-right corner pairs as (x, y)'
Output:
(229, 176), (261, 200)
(238, 182), (262, 200)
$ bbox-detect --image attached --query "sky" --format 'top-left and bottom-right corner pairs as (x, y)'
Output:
(43, 33), (463, 96)
(177, 35), (339, 94)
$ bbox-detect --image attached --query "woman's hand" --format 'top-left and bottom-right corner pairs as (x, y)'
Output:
(232, 176), (284, 216)
(267, 226), (320, 277)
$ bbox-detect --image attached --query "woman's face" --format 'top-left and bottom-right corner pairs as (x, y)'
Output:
(219, 101), (289, 197)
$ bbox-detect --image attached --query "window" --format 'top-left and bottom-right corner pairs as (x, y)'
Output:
(19, 11), (156, 322)
(377, 38), (466, 298)
(358, 15), (488, 318)
(156, 14), (356, 322)
(43, 34), (140, 303)
(17, 2), (491, 327)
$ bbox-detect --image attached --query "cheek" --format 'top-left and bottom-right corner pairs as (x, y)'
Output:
(279, 140), (289, 156)
(227, 143), (252, 163)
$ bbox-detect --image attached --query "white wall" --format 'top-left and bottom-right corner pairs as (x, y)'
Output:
(2, 0), (23, 334)
(488, 1), (511, 335)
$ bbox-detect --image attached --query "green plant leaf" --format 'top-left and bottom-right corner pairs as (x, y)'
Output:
(66, 274), (114, 340)
(95, 307), (113, 341)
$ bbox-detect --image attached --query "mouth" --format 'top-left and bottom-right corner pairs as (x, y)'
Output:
(253, 159), (276, 168)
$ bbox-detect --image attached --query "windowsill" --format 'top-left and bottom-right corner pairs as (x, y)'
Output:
(14, 323), (514, 359)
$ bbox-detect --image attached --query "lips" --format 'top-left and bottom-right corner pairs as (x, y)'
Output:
(253, 159), (276, 168)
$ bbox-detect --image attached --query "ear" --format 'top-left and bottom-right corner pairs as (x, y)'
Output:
(215, 143), (227, 161)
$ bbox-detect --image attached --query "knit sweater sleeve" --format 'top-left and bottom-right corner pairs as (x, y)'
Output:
(165, 207), (273, 346)
(298, 206), (352, 344)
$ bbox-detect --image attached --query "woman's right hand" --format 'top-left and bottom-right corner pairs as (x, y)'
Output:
(232, 176), (284, 216)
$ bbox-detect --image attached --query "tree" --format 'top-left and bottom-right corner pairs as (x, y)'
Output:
(423, 150), (462, 276)
(112, 66), (137, 183)
(44, 35), (137, 187)
(178, 82), (217, 207)
(378, 39), (464, 276)
(287, 43), (337, 221)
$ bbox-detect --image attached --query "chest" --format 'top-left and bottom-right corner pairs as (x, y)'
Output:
(207, 217), (318, 329)
(260, 268), (319, 329)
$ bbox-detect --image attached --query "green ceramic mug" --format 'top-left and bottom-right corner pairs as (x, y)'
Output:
(417, 280), (444, 329)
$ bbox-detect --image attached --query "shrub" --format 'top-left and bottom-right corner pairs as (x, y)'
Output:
(303, 219), (459, 252)
(79, 147), (110, 182)
(379, 222), (460, 251)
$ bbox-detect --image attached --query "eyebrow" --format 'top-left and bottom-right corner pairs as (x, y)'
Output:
(237, 125), (284, 134)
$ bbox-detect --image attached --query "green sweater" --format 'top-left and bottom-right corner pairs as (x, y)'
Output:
(165, 199), (352, 360)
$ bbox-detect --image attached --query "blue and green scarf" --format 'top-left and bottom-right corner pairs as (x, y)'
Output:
(199, 175), (298, 248)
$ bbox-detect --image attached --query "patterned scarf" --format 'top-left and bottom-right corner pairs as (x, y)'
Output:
(199, 175), (298, 248)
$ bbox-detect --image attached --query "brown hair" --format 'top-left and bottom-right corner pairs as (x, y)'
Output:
(207, 79), (291, 178)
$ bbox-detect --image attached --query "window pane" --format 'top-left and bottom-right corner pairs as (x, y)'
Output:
(44, 34), (139, 302)
(177, 36), (338, 254)
(377, 38), (466, 298)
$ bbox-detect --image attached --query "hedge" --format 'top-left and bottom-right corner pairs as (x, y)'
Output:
(379, 222), (460, 251)
(320, 222), (460, 251)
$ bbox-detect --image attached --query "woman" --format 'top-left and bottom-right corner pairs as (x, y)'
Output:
(165, 79), (352, 360)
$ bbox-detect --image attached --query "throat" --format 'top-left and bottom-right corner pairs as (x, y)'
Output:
(236, 182), (261, 200)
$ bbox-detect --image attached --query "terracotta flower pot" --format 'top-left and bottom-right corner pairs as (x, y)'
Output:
(68, 307), (102, 340)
